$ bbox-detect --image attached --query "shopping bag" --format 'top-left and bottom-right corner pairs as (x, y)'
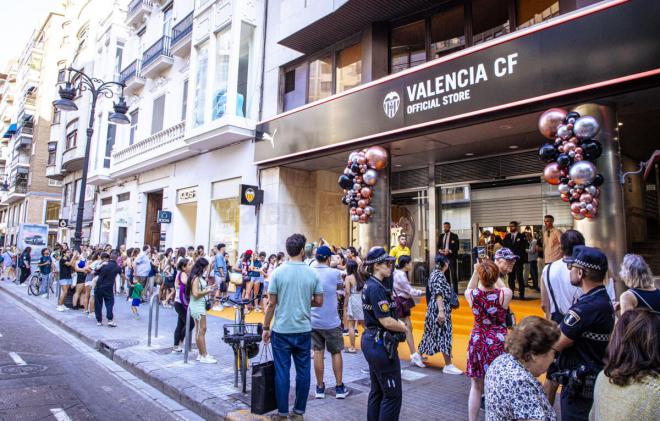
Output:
(250, 345), (277, 415)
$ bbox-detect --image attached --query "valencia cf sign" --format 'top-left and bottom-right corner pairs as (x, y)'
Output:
(240, 184), (263, 206)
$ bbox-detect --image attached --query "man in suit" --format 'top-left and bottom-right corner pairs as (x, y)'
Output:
(438, 222), (460, 293)
(503, 221), (529, 299)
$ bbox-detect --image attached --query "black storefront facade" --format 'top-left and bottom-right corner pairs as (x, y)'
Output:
(255, 0), (660, 289)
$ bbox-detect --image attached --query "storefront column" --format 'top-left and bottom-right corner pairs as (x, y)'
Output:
(573, 103), (625, 296)
(427, 163), (438, 268)
(358, 155), (391, 253)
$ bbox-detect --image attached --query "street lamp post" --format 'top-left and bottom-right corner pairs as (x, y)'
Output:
(53, 67), (130, 252)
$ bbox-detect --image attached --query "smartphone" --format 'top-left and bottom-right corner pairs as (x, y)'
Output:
(477, 246), (487, 259)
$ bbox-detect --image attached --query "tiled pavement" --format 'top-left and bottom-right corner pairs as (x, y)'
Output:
(0, 281), (481, 420)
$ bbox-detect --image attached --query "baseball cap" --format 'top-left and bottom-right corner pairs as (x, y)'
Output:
(315, 245), (334, 259)
(245, 250), (253, 256)
(364, 247), (396, 265)
(563, 245), (608, 272)
(494, 248), (519, 261)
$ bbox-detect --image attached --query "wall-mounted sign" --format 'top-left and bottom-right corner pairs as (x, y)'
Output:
(240, 184), (263, 206)
(157, 210), (172, 224)
(177, 186), (198, 204)
(58, 219), (68, 228)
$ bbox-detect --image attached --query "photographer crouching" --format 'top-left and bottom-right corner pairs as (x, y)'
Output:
(551, 246), (614, 421)
(361, 247), (408, 421)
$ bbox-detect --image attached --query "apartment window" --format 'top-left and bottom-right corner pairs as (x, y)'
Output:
(104, 122), (116, 168)
(236, 22), (256, 118)
(57, 68), (66, 83)
(129, 109), (139, 145)
(47, 142), (57, 166)
(181, 79), (188, 121)
(101, 197), (112, 206)
(516, 0), (559, 29)
(283, 64), (308, 111)
(48, 179), (62, 187)
(431, 3), (465, 58)
(52, 107), (61, 124)
(163, 4), (174, 36)
(114, 42), (124, 80)
(471, 0), (510, 45)
(336, 44), (362, 93)
(117, 192), (130, 202)
(390, 20), (426, 73)
(66, 120), (78, 149)
(212, 26), (231, 120)
(63, 182), (71, 206)
(74, 179), (82, 203)
(308, 55), (332, 103)
(45, 201), (60, 222)
(194, 40), (209, 127)
(151, 94), (166, 134)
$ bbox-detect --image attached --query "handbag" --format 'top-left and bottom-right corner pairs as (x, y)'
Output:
(394, 295), (415, 318)
(450, 290), (460, 310)
(229, 272), (244, 286)
(251, 345), (277, 415)
(546, 262), (565, 324)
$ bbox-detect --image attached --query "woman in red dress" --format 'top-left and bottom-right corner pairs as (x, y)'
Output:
(465, 260), (513, 421)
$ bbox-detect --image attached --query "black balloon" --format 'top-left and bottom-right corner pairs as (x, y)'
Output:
(556, 154), (571, 169)
(350, 163), (360, 173)
(539, 144), (558, 162)
(350, 200), (358, 208)
(560, 176), (570, 184)
(565, 111), (581, 123)
(582, 140), (603, 161)
(592, 173), (604, 186)
(338, 175), (353, 189)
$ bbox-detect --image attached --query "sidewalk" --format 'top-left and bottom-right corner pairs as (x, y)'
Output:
(0, 281), (479, 420)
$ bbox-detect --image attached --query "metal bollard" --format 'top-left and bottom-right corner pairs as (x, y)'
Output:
(154, 294), (160, 338)
(147, 294), (157, 347)
(56, 279), (61, 301)
(183, 304), (192, 363)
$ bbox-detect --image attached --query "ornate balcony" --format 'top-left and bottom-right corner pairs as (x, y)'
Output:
(2, 180), (28, 205)
(126, 0), (153, 27)
(141, 36), (173, 78)
(171, 12), (193, 57)
(46, 164), (65, 180)
(61, 143), (85, 172)
(119, 60), (146, 93)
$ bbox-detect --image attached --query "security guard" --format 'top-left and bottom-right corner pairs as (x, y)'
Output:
(554, 245), (614, 421)
(361, 247), (408, 421)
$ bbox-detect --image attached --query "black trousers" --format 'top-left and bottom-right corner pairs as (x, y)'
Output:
(508, 261), (526, 298)
(362, 330), (402, 421)
(446, 257), (458, 293)
(560, 385), (592, 421)
(19, 268), (31, 284)
(173, 302), (195, 346)
(94, 285), (114, 322)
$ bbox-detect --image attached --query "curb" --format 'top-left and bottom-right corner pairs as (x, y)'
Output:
(0, 283), (246, 420)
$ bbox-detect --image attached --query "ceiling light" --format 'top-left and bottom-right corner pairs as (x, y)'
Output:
(465, 152), (475, 156)
(509, 145), (519, 149)
(618, 122), (623, 126)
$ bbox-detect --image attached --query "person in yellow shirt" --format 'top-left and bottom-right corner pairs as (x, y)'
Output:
(389, 235), (411, 264)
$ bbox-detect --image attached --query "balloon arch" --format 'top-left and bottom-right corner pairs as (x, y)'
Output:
(338, 146), (389, 224)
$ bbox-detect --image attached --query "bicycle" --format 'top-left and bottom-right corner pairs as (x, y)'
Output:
(27, 269), (53, 296)
(220, 296), (262, 393)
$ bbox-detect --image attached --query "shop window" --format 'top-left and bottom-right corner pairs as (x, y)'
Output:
(210, 197), (240, 267)
(471, 0), (510, 45)
(516, 0), (559, 29)
(151, 95), (166, 134)
(390, 20), (426, 74)
(100, 218), (111, 245)
(430, 3), (465, 59)
(129, 109), (139, 145)
(283, 64), (308, 112)
(336, 44), (362, 93)
(104, 122), (116, 168)
(194, 40), (209, 127)
(308, 55), (332, 103)
(45, 201), (60, 222)
(236, 22), (256, 118)
(212, 26), (231, 120)
(117, 192), (130, 202)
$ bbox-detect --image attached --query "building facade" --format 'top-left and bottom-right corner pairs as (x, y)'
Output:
(0, 12), (65, 247)
(255, 0), (660, 287)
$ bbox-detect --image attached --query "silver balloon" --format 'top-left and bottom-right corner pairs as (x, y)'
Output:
(363, 169), (378, 186)
(573, 116), (600, 140)
(585, 185), (598, 196)
(364, 206), (374, 216)
(586, 204), (595, 212)
(558, 183), (570, 194)
(557, 124), (572, 140)
(353, 183), (361, 191)
(569, 161), (597, 185)
(351, 214), (360, 222)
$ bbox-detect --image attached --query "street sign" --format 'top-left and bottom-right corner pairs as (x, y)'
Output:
(157, 210), (172, 223)
(58, 219), (68, 228)
(240, 184), (263, 206)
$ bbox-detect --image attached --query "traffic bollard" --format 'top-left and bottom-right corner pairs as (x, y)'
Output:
(147, 294), (157, 347)
(183, 304), (192, 363)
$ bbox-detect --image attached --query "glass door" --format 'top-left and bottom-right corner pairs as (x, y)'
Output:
(391, 189), (429, 285)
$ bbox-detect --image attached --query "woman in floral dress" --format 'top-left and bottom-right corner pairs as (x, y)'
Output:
(465, 260), (513, 421)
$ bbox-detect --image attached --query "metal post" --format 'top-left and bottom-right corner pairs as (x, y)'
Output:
(183, 304), (192, 363)
(147, 294), (157, 347)
(56, 278), (61, 301)
(154, 295), (160, 338)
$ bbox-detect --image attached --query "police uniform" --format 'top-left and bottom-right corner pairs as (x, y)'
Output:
(361, 248), (402, 421)
(558, 246), (614, 421)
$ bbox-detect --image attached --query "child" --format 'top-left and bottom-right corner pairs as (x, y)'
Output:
(131, 282), (144, 319)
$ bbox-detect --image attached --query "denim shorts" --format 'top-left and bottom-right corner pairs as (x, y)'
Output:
(59, 278), (73, 286)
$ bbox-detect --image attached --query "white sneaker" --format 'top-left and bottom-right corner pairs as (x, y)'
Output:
(199, 355), (217, 364)
(57, 305), (65, 312)
(411, 353), (426, 368)
(196, 354), (202, 361)
(442, 364), (463, 375)
(212, 305), (223, 312)
(97, 322), (102, 326)
(172, 346), (183, 353)
(108, 321), (117, 327)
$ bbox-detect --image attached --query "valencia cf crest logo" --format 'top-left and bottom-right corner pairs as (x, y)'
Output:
(244, 188), (256, 203)
(383, 91), (400, 119)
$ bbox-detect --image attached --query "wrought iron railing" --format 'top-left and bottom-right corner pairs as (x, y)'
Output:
(127, 0), (153, 19)
(142, 36), (172, 69)
(172, 12), (193, 46)
(119, 60), (144, 85)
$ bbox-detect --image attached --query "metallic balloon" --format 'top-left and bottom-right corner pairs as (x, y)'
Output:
(564, 142), (577, 153)
(543, 162), (562, 185)
(557, 154), (571, 169)
(572, 212), (586, 220)
(582, 140), (603, 161)
(538, 108), (568, 139)
(585, 185), (598, 196)
(574, 154), (583, 161)
(366, 146), (389, 170)
(573, 116), (600, 140)
(569, 161), (597, 185)
(353, 183), (361, 191)
(348, 151), (359, 164)
(561, 193), (570, 202)
(586, 204), (594, 212)
(357, 156), (367, 165)
(355, 207), (364, 215)
(592, 174), (604, 186)
(570, 202), (582, 213)
(350, 208), (356, 215)
(557, 124), (573, 140)
(359, 214), (368, 223)
(539, 144), (558, 162)
(363, 169), (378, 186)
(360, 187), (372, 198)
(558, 183), (570, 194)
(351, 214), (360, 222)
(364, 206), (374, 216)
(358, 199), (367, 208)
(338, 175), (353, 189)
(566, 111), (581, 122)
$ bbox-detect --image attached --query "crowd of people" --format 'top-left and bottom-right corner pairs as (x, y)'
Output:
(1, 215), (658, 421)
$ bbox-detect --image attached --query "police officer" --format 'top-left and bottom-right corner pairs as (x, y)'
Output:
(553, 245), (614, 421)
(361, 247), (408, 421)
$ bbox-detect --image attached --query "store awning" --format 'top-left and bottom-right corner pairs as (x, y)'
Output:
(2, 123), (17, 138)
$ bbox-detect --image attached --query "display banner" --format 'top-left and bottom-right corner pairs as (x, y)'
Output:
(17, 223), (49, 270)
(255, 0), (660, 164)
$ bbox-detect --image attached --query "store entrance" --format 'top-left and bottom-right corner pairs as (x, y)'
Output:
(391, 190), (429, 285)
(144, 191), (163, 250)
